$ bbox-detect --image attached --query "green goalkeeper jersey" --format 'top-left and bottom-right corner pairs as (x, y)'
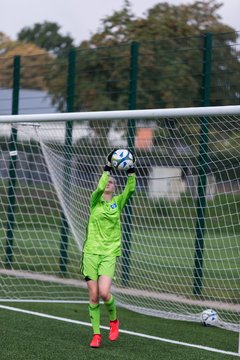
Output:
(83, 171), (136, 257)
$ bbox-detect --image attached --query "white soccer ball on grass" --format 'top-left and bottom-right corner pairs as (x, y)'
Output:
(201, 309), (218, 326)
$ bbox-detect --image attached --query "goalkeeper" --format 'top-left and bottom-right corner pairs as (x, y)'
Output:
(81, 149), (136, 348)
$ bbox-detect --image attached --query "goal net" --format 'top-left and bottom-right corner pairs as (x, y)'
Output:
(0, 106), (239, 332)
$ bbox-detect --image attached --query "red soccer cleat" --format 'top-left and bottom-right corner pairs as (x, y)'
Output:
(109, 319), (120, 341)
(90, 334), (102, 348)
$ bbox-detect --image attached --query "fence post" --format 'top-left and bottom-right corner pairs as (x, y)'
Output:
(59, 49), (76, 274)
(193, 33), (212, 295)
(121, 41), (139, 286)
(4, 55), (21, 268)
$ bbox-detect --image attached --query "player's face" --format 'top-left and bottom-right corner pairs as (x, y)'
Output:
(105, 177), (115, 194)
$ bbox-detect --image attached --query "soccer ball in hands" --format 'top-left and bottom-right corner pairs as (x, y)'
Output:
(111, 148), (134, 172)
(201, 309), (218, 326)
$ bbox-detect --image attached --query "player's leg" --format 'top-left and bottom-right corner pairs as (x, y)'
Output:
(82, 253), (102, 347)
(98, 275), (117, 320)
(87, 280), (102, 347)
(98, 256), (119, 341)
(87, 280), (100, 333)
(98, 255), (116, 303)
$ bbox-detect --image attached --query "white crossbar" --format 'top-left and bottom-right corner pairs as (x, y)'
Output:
(0, 105), (239, 124)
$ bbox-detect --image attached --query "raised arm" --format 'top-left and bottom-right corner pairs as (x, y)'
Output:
(90, 171), (110, 208)
(117, 172), (136, 211)
(90, 150), (116, 208)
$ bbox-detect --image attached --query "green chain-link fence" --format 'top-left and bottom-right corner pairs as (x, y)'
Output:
(0, 32), (239, 115)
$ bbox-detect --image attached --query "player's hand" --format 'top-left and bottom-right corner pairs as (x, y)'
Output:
(106, 148), (117, 166)
(127, 150), (136, 174)
(128, 149), (136, 163)
(127, 164), (135, 174)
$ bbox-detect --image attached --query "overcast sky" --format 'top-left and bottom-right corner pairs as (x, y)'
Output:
(1, 0), (239, 45)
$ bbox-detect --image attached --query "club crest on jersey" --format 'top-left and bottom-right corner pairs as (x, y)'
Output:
(110, 203), (117, 210)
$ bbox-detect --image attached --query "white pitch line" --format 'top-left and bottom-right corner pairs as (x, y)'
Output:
(0, 304), (239, 358)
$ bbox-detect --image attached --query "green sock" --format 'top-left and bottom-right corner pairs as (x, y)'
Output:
(104, 295), (117, 321)
(88, 303), (100, 334)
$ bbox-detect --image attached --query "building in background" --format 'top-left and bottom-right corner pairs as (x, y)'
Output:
(0, 88), (57, 115)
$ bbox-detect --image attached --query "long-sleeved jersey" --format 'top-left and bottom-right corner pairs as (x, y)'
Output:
(83, 171), (136, 256)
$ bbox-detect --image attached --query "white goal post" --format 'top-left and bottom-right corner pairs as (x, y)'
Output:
(0, 105), (239, 123)
(0, 105), (239, 337)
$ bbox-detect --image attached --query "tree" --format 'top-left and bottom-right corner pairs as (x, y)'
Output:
(17, 1), (238, 114)
(0, 36), (52, 89)
(17, 21), (75, 57)
(0, 32), (11, 44)
(70, 0), (239, 109)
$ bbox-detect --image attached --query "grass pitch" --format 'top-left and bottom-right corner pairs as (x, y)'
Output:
(0, 302), (238, 359)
